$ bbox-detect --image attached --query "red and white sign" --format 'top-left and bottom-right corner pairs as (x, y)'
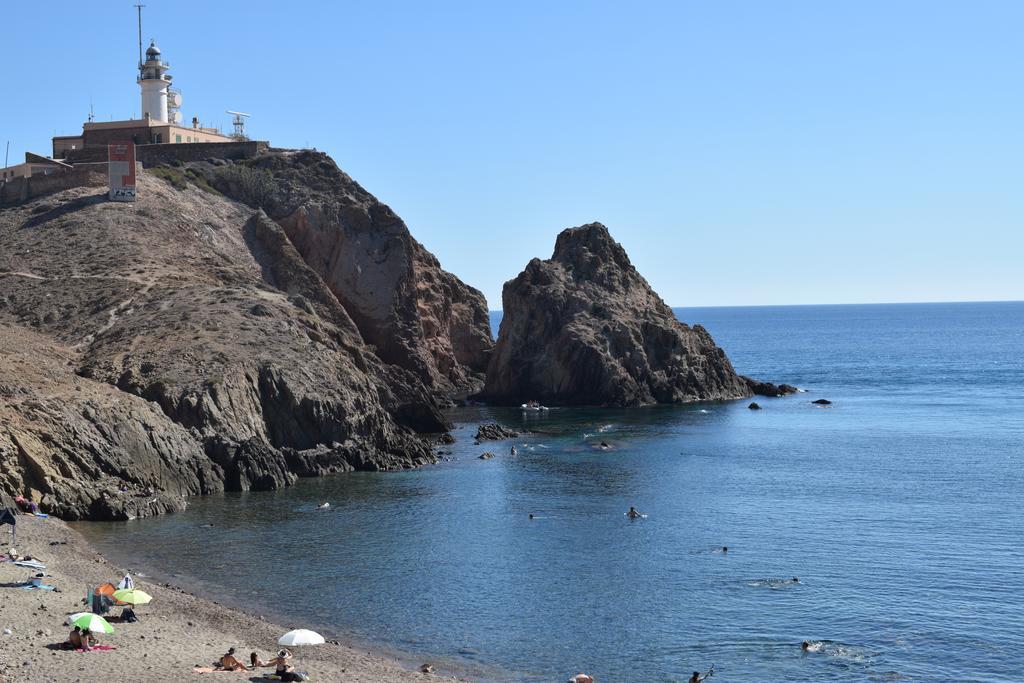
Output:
(108, 142), (137, 202)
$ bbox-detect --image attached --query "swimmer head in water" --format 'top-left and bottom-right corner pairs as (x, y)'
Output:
(801, 640), (811, 651)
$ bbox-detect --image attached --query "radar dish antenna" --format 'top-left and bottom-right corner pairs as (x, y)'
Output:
(226, 110), (251, 139)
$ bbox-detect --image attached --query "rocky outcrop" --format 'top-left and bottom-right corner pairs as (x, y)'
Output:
(473, 424), (519, 442)
(482, 223), (782, 407)
(194, 150), (493, 397)
(0, 327), (222, 521)
(743, 378), (799, 397)
(0, 152), (475, 520)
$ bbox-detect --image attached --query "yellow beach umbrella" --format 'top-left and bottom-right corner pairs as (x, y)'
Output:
(69, 612), (114, 634)
(112, 589), (152, 605)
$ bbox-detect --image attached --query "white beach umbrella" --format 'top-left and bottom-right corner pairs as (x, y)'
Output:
(278, 629), (325, 647)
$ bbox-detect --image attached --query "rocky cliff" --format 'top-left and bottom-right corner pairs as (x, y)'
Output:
(193, 151), (492, 397)
(482, 223), (785, 406)
(0, 151), (492, 520)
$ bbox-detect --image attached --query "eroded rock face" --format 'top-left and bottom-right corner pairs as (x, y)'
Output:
(0, 327), (222, 521)
(482, 223), (756, 407)
(0, 155), (468, 520)
(198, 150), (493, 396)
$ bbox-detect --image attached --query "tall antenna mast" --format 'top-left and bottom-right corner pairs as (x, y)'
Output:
(134, 3), (146, 71)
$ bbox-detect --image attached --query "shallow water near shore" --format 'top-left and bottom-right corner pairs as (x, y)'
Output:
(77, 302), (1024, 681)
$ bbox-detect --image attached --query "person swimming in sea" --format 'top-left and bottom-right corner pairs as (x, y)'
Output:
(627, 506), (643, 519)
(689, 663), (714, 681)
(317, 502), (330, 509)
(802, 640), (811, 651)
(510, 445), (518, 456)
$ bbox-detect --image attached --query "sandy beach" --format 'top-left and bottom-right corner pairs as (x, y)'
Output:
(0, 514), (453, 683)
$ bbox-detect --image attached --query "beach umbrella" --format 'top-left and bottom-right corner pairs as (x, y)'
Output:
(278, 629), (325, 647)
(69, 612), (114, 634)
(112, 589), (152, 605)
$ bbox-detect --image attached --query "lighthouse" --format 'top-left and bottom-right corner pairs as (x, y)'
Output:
(138, 40), (171, 123)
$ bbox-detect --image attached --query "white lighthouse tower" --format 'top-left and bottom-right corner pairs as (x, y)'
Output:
(138, 40), (171, 123)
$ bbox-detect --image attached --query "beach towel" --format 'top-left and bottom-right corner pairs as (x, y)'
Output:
(19, 581), (56, 591)
(14, 559), (46, 570)
(192, 667), (251, 674)
(73, 645), (116, 652)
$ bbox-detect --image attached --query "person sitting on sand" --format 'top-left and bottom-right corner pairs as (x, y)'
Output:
(64, 626), (82, 650)
(218, 647), (247, 671)
(627, 506), (643, 519)
(250, 652), (268, 668)
(266, 649), (303, 682)
(81, 628), (97, 651)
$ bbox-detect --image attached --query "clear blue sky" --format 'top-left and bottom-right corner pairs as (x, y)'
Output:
(3, 1), (1022, 308)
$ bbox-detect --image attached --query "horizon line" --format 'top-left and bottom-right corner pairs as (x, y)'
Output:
(487, 298), (1024, 313)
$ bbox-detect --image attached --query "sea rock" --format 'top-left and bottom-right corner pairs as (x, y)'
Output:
(0, 152), (471, 519)
(482, 223), (757, 406)
(478, 452), (495, 460)
(812, 398), (833, 405)
(743, 378), (800, 397)
(748, 402), (762, 410)
(473, 423), (519, 442)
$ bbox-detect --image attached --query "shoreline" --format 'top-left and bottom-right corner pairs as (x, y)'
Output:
(72, 514), (518, 683)
(0, 515), (473, 683)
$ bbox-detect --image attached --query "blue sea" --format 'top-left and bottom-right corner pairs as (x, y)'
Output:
(77, 302), (1024, 681)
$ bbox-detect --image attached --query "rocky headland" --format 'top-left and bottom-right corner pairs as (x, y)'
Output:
(0, 150), (492, 520)
(0, 153), (791, 521)
(481, 223), (792, 406)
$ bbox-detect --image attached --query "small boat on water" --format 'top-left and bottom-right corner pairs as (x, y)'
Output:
(520, 401), (550, 412)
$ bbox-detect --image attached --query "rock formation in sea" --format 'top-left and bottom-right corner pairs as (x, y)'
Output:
(473, 424), (520, 442)
(481, 222), (789, 407)
(0, 150), (492, 519)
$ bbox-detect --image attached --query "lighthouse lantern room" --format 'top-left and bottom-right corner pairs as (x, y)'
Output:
(138, 40), (171, 123)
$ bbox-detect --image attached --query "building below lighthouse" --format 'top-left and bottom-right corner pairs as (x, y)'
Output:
(50, 38), (234, 159)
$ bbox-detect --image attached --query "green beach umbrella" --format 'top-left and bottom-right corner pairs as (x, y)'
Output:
(112, 589), (152, 605)
(69, 612), (114, 634)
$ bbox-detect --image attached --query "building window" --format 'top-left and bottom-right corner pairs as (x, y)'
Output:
(176, 135), (182, 143)
(187, 136), (191, 143)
